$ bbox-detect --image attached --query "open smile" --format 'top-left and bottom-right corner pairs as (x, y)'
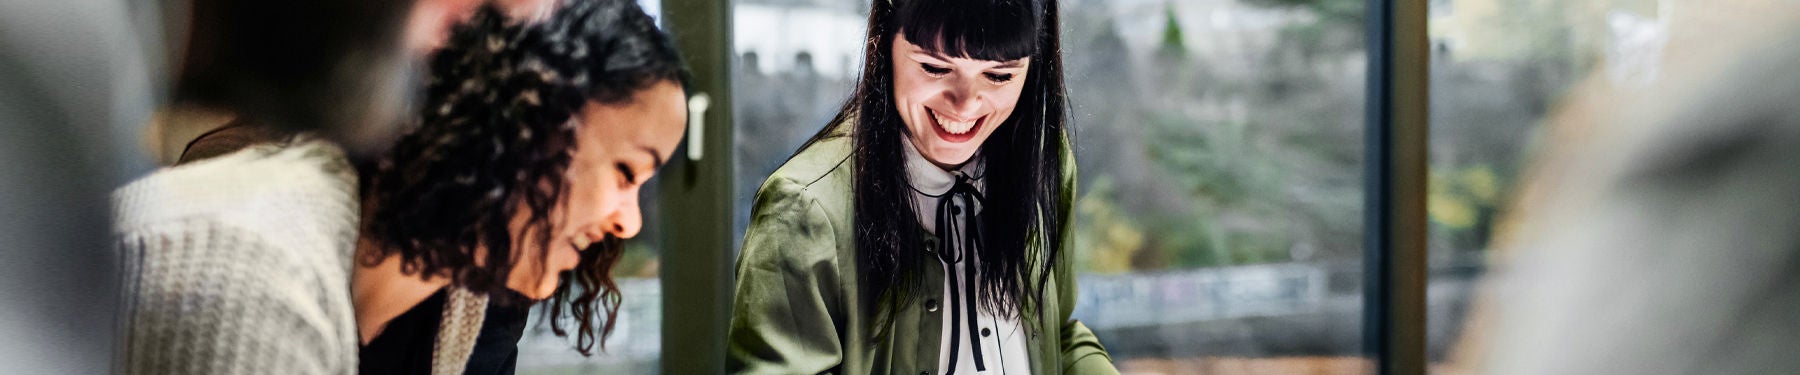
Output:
(928, 108), (985, 143)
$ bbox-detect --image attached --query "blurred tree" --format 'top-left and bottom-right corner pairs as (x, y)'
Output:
(1157, 3), (1187, 61)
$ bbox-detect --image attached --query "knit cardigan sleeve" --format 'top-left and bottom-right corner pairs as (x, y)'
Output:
(113, 140), (361, 374)
(116, 222), (355, 374)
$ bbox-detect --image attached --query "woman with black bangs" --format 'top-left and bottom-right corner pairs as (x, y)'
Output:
(727, 0), (1117, 374)
(353, 1), (688, 373)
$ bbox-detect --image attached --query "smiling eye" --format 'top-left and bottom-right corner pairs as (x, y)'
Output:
(921, 63), (951, 76)
(615, 162), (637, 187)
(984, 72), (1015, 83)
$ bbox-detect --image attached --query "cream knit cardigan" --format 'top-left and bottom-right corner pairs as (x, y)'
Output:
(113, 139), (486, 374)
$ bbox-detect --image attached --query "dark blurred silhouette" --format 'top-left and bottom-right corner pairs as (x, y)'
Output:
(161, 0), (420, 157)
(1471, 18), (1800, 375)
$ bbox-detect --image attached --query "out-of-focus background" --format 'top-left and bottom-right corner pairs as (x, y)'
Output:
(511, 0), (1792, 374)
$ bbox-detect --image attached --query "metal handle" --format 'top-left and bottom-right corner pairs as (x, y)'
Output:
(686, 93), (711, 161)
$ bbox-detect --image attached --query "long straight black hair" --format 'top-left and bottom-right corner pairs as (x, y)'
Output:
(798, 0), (1070, 329)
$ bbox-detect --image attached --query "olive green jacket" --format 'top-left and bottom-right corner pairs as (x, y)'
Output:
(727, 129), (1118, 375)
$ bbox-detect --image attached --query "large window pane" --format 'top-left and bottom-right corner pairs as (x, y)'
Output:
(731, 0), (1373, 373)
(1063, 0), (1369, 372)
(730, 1), (865, 247)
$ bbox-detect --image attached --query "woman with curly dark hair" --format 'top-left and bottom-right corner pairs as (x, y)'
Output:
(352, 0), (688, 373)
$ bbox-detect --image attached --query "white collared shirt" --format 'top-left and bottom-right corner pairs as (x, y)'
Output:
(901, 136), (1032, 375)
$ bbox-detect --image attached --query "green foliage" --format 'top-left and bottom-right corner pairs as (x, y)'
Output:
(615, 240), (661, 278)
(1064, 0), (1368, 272)
(1242, 0), (1364, 26)
(1158, 3), (1187, 60)
(1072, 177), (1145, 274)
(1244, 0), (1366, 61)
(1428, 164), (1507, 252)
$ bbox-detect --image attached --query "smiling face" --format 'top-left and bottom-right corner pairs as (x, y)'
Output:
(891, 33), (1032, 170)
(504, 80), (687, 299)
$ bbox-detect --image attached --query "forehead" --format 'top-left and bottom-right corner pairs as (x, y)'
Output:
(578, 81), (686, 153)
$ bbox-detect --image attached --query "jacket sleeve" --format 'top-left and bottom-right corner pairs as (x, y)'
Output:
(1055, 138), (1120, 374)
(727, 176), (847, 375)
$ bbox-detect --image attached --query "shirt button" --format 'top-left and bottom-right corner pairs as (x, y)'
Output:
(924, 298), (940, 312)
(951, 206), (962, 215)
(981, 327), (991, 337)
(924, 238), (937, 252)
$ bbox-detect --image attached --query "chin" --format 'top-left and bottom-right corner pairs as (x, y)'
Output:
(924, 145), (978, 166)
(530, 281), (561, 300)
(509, 277), (559, 301)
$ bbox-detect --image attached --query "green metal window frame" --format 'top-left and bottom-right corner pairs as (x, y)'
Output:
(1363, 0), (1428, 374)
(657, 0), (735, 373)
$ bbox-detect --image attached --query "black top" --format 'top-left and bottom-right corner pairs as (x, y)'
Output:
(359, 288), (533, 375)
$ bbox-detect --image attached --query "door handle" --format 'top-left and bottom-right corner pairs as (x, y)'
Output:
(686, 93), (711, 161)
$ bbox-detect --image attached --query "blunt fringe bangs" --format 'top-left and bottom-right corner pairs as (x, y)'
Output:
(896, 0), (1042, 62)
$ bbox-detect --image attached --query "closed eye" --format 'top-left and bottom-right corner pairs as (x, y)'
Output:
(921, 63), (951, 76)
(615, 162), (637, 187)
(983, 72), (1015, 83)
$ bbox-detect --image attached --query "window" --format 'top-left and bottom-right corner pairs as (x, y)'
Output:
(1062, 1), (1371, 372)
(731, 0), (1375, 372)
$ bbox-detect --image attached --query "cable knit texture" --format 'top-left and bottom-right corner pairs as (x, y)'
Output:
(432, 287), (489, 375)
(113, 139), (360, 374)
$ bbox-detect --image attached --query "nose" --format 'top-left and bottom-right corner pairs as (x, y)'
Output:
(943, 77), (981, 117)
(605, 189), (644, 239)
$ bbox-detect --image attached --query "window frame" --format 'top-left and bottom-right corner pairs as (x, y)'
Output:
(656, 0), (736, 373)
(1362, 0), (1430, 373)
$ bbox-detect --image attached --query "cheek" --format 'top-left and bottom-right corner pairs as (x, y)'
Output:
(891, 70), (933, 112)
(568, 174), (616, 222)
(988, 84), (1027, 120)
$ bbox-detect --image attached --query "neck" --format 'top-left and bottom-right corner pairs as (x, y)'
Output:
(148, 103), (238, 165)
(929, 158), (964, 172)
(350, 236), (451, 345)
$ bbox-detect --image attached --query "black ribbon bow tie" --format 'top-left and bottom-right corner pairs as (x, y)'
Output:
(933, 173), (987, 374)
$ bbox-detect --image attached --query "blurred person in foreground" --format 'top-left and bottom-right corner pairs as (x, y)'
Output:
(152, 0), (558, 164)
(113, 0), (483, 372)
(1, 0), (153, 373)
(353, 1), (687, 373)
(1460, 15), (1800, 375)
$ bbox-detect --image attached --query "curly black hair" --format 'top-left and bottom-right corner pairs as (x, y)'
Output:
(363, 0), (686, 355)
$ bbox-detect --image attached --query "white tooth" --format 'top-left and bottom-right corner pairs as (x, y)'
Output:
(933, 111), (979, 135)
(573, 234), (592, 250)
